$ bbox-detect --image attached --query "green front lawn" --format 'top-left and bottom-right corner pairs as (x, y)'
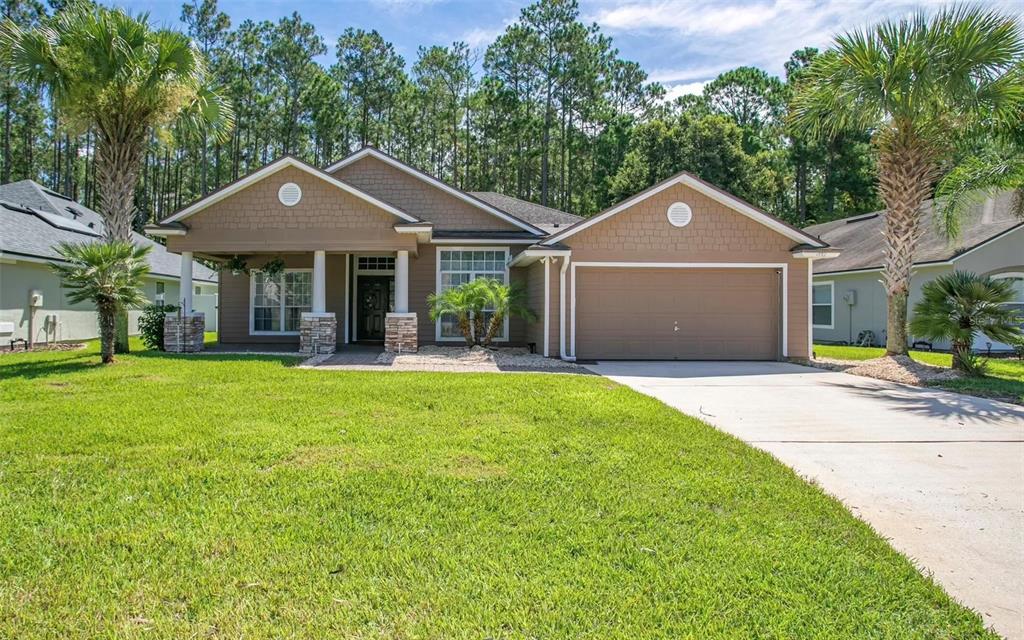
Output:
(0, 343), (994, 638)
(814, 344), (1024, 404)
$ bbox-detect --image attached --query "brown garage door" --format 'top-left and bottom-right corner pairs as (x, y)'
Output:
(574, 267), (781, 360)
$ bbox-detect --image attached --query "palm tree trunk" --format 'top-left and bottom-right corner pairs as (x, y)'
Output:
(458, 314), (474, 347)
(876, 127), (940, 356)
(481, 312), (504, 347)
(94, 118), (146, 242)
(98, 300), (117, 364)
(94, 118), (147, 354)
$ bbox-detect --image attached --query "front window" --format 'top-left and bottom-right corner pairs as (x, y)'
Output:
(812, 281), (834, 328)
(996, 273), (1024, 327)
(437, 248), (508, 339)
(252, 270), (312, 334)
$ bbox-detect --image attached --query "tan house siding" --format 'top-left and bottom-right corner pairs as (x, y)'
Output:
(219, 253), (348, 344)
(330, 155), (523, 231)
(525, 262), (545, 350)
(560, 182), (811, 360)
(167, 165), (415, 254)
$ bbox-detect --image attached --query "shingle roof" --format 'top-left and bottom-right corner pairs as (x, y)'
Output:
(469, 191), (583, 233)
(0, 180), (218, 283)
(805, 191), (1023, 274)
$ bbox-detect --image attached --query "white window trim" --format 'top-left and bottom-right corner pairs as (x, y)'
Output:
(434, 246), (510, 343)
(249, 268), (313, 336)
(570, 262), (789, 358)
(812, 280), (835, 330)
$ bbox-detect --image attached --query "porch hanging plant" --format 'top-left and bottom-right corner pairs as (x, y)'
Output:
(261, 256), (286, 280)
(224, 255), (248, 276)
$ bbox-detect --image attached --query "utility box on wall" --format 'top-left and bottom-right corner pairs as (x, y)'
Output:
(29, 289), (43, 307)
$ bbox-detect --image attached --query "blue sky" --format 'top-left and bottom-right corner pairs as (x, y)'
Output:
(128, 0), (1022, 100)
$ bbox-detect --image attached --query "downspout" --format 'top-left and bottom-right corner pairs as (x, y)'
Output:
(559, 255), (574, 361)
(543, 257), (550, 357)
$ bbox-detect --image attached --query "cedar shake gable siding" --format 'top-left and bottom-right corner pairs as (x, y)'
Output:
(562, 181), (811, 359)
(329, 155), (525, 232)
(166, 165), (415, 255)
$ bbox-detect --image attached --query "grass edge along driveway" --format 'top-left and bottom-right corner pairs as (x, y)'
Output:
(814, 343), (1024, 404)
(0, 342), (998, 638)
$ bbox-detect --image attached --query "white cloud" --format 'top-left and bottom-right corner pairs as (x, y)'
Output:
(587, 0), (1024, 83)
(370, 0), (445, 13)
(662, 81), (709, 101)
(460, 26), (505, 49)
(596, 0), (781, 36)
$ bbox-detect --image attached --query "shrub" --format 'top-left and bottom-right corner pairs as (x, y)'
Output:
(138, 303), (178, 351)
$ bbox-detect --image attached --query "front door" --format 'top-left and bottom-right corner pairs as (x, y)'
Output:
(357, 276), (392, 341)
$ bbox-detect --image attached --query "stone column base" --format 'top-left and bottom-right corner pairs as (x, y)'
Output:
(164, 312), (205, 353)
(300, 312), (337, 355)
(385, 312), (418, 353)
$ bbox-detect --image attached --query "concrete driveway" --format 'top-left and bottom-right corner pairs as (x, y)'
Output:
(586, 361), (1024, 639)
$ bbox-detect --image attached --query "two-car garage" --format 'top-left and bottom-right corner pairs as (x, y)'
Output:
(572, 265), (784, 361)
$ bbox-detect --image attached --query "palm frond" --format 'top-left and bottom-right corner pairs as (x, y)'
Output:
(935, 152), (1024, 238)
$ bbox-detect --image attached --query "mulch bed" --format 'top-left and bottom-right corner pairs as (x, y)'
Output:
(810, 355), (962, 386)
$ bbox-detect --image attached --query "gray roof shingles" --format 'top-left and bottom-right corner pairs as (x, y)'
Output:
(0, 180), (217, 283)
(805, 191), (1023, 274)
(469, 191), (583, 233)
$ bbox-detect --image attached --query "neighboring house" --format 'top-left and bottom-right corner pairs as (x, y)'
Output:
(146, 146), (834, 359)
(806, 192), (1024, 351)
(0, 180), (218, 345)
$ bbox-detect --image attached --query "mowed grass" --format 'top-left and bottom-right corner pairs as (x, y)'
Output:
(0, 342), (995, 638)
(814, 343), (1024, 404)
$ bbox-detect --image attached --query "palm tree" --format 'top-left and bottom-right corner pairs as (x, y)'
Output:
(1, 5), (234, 241)
(909, 271), (1022, 374)
(427, 279), (537, 348)
(2, 5), (233, 354)
(474, 278), (536, 347)
(428, 284), (487, 347)
(791, 7), (1024, 356)
(50, 241), (152, 364)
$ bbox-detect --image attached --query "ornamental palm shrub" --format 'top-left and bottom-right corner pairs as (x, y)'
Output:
(427, 279), (536, 348)
(427, 283), (487, 347)
(472, 278), (536, 347)
(791, 7), (1024, 356)
(909, 271), (1023, 375)
(50, 241), (151, 364)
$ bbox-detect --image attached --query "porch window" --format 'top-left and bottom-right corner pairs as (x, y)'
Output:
(251, 270), (312, 334)
(812, 281), (834, 329)
(437, 248), (508, 340)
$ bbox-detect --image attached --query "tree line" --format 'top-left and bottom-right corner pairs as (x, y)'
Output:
(2, 0), (883, 229)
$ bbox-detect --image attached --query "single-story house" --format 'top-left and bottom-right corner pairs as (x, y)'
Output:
(0, 179), (218, 345)
(145, 146), (835, 359)
(806, 192), (1023, 352)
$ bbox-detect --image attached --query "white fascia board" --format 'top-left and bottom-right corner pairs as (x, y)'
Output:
(543, 174), (826, 248)
(508, 248), (572, 267)
(161, 156), (419, 224)
(792, 250), (840, 259)
(144, 226), (186, 236)
(326, 147), (546, 236)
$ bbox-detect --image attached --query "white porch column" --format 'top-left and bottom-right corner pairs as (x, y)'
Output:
(312, 250), (326, 313)
(395, 250), (409, 313)
(180, 251), (193, 313)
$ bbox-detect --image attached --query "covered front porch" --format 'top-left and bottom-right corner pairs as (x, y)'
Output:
(173, 249), (418, 355)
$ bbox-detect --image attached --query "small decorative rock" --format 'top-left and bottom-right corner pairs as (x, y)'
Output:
(384, 313), (418, 353)
(300, 313), (337, 355)
(164, 312), (205, 353)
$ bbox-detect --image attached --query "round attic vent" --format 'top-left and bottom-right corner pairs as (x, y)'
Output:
(667, 202), (692, 227)
(278, 182), (302, 207)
